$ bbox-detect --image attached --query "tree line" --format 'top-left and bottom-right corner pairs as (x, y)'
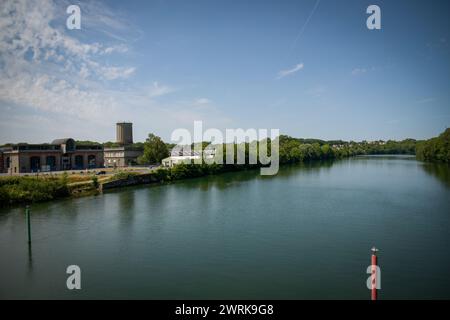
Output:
(416, 128), (450, 163)
(133, 132), (421, 165)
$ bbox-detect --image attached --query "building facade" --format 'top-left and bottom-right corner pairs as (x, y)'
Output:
(1, 138), (104, 174)
(104, 146), (143, 167)
(0, 150), (4, 173)
(103, 122), (144, 167)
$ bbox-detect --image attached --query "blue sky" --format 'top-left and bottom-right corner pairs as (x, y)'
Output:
(0, 0), (449, 143)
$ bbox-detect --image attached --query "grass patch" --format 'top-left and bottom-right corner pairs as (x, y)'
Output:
(0, 176), (69, 207)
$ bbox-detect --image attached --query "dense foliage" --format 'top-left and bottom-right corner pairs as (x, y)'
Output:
(138, 133), (169, 164)
(416, 129), (450, 163)
(111, 171), (140, 181)
(152, 163), (248, 182)
(143, 135), (420, 184)
(277, 135), (417, 164)
(0, 176), (69, 207)
(75, 140), (101, 146)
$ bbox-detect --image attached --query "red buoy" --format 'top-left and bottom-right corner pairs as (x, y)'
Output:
(371, 247), (379, 300)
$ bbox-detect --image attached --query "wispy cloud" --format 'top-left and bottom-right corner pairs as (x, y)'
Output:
(289, 0), (321, 54)
(351, 68), (367, 76)
(277, 63), (304, 79)
(416, 97), (435, 104)
(147, 82), (174, 98)
(0, 0), (231, 143)
(195, 98), (211, 105)
(351, 66), (377, 76)
(0, 0), (149, 124)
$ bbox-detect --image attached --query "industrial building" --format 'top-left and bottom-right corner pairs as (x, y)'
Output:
(0, 122), (144, 174)
(104, 122), (144, 167)
(0, 138), (104, 174)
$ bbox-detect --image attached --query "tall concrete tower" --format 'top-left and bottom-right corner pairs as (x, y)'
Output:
(116, 122), (133, 145)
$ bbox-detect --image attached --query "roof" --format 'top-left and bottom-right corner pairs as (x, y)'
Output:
(170, 150), (202, 157)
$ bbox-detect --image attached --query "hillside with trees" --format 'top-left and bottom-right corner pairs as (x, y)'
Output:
(416, 129), (450, 163)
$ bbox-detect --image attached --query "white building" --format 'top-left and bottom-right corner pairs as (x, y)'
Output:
(161, 149), (216, 168)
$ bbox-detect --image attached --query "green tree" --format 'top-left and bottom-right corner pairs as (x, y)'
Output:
(416, 128), (450, 162)
(139, 133), (169, 164)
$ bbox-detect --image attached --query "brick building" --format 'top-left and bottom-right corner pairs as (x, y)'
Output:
(0, 138), (104, 174)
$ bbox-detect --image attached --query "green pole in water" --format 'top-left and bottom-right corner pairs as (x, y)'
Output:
(26, 205), (31, 244)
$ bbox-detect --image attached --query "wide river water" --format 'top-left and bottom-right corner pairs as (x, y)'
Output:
(1, 155), (449, 299)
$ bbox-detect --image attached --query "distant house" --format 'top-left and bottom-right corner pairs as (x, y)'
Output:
(161, 149), (216, 168)
(104, 145), (143, 167)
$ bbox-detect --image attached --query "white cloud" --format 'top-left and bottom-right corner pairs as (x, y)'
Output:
(0, 0), (232, 143)
(101, 66), (136, 80)
(0, 73), (120, 122)
(351, 68), (367, 76)
(195, 98), (211, 105)
(148, 82), (174, 98)
(0, 0), (136, 122)
(277, 63), (304, 79)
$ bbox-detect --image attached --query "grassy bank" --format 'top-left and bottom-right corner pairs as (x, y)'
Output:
(0, 169), (150, 207)
(0, 175), (70, 207)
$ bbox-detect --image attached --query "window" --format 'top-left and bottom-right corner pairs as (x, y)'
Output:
(46, 156), (56, 170)
(30, 156), (41, 172)
(88, 155), (96, 168)
(74, 155), (84, 169)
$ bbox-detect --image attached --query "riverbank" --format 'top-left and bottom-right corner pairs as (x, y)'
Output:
(0, 170), (140, 207)
(0, 162), (283, 207)
(1, 130), (429, 207)
(0, 156), (407, 208)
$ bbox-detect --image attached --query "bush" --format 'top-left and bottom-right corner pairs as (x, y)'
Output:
(92, 176), (99, 188)
(153, 168), (171, 182)
(110, 171), (140, 181)
(0, 176), (69, 207)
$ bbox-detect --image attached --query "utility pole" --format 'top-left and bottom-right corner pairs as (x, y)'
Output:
(25, 205), (31, 244)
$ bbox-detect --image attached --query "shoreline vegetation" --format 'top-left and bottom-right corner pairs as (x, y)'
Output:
(1, 129), (448, 208)
(416, 128), (450, 163)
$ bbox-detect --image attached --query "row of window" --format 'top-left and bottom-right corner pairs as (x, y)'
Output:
(104, 152), (125, 157)
(3, 155), (98, 172)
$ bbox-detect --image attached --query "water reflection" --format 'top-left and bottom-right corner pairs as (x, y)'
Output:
(274, 160), (334, 179)
(169, 161), (336, 191)
(1, 155), (450, 299)
(27, 242), (33, 273)
(118, 189), (135, 221)
(421, 162), (450, 188)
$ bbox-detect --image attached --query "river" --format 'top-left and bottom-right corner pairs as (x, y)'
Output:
(1, 155), (449, 299)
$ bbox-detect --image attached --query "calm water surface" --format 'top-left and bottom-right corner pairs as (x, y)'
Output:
(1, 156), (449, 299)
